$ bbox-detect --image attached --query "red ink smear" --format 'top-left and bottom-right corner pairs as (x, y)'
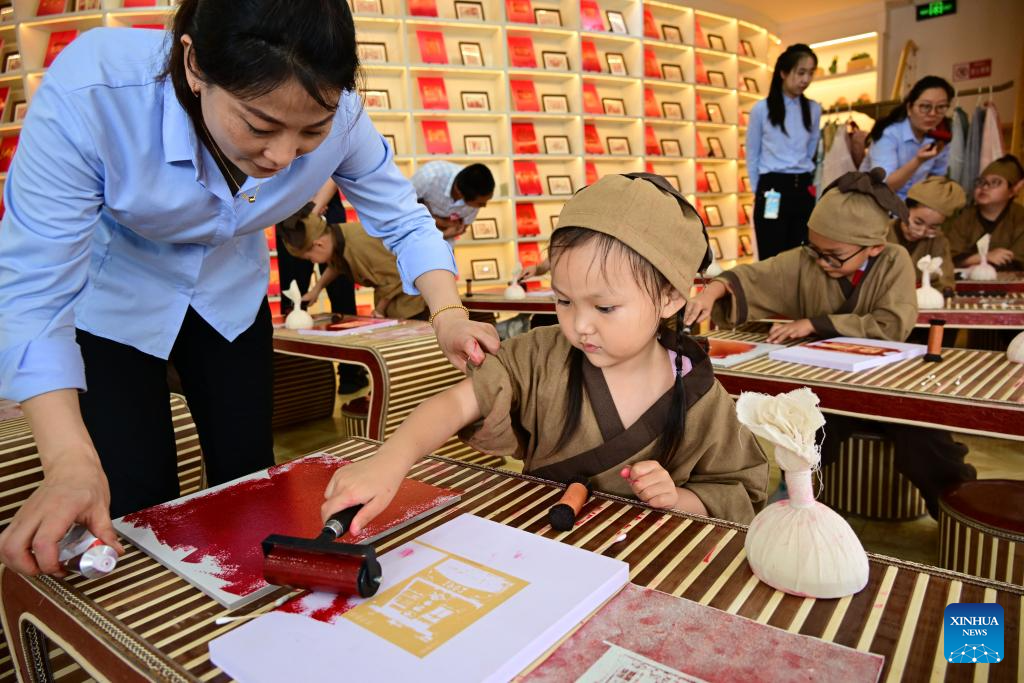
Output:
(513, 551), (524, 559)
(121, 455), (458, 597)
(398, 548), (414, 558)
(279, 592), (359, 624)
(702, 546), (716, 563)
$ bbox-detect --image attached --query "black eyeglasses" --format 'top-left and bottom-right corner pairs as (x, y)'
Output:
(802, 242), (866, 268)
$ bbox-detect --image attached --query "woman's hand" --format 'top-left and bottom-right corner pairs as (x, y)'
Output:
(0, 448), (122, 575)
(620, 461), (679, 509)
(766, 318), (815, 343)
(432, 312), (499, 372)
(915, 143), (941, 164)
(321, 456), (410, 536)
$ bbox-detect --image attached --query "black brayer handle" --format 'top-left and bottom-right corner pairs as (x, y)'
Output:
(319, 505), (364, 541)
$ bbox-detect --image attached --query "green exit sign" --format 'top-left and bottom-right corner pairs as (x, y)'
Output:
(917, 0), (956, 20)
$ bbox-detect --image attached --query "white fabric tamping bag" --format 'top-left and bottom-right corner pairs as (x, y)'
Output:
(1008, 331), (1024, 363)
(916, 255), (945, 310)
(968, 234), (997, 281)
(737, 388), (869, 599)
(504, 262), (527, 300)
(283, 280), (314, 330)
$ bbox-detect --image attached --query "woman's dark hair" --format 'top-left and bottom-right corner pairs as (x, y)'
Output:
(547, 228), (689, 465)
(455, 164), (496, 201)
(766, 44), (818, 134)
(164, 0), (359, 125)
(868, 75), (954, 143)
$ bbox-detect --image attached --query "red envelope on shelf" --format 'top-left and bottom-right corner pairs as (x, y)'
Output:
(518, 241), (542, 268)
(510, 79), (540, 111)
(644, 126), (660, 156)
(695, 53), (709, 85)
(695, 92), (710, 121)
(416, 30), (447, 64)
(511, 122), (539, 154)
(695, 134), (708, 157)
(580, 0), (604, 31)
(417, 77), (449, 110)
(584, 124), (603, 155)
(36, 0), (66, 15)
(643, 7), (659, 38)
(644, 48), (660, 78)
(644, 161), (655, 173)
(408, 0), (439, 16)
(508, 36), (537, 68)
(644, 88), (660, 117)
(44, 30), (78, 68)
(738, 205), (749, 225)
(585, 161), (598, 185)
(516, 203), (540, 236)
(124, 0), (159, 5)
(695, 163), (709, 192)
(694, 17), (708, 48)
(0, 135), (19, 172)
(506, 0), (535, 23)
(514, 160), (543, 195)
(421, 120), (453, 154)
(582, 83), (602, 114)
(581, 40), (601, 72)
(694, 198), (708, 224)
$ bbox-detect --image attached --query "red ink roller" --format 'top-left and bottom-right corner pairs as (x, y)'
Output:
(262, 505), (382, 597)
(548, 476), (592, 531)
(924, 318), (945, 362)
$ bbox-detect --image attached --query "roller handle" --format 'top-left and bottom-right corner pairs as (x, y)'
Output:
(318, 505), (364, 541)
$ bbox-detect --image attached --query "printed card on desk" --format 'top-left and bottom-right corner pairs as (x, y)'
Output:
(209, 515), (629, 683)
(114, 454), (460, 609)
(707, 338), (786, 368)
(769, 337), (926, 372)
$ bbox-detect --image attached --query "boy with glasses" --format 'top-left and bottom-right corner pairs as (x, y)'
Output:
(686, 169), (973, 518)
(888, 176), (966, 290)
(947, 155), (1024, 270)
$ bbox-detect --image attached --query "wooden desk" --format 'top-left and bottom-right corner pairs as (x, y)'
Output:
(710, 325), (1024, 441)
(272, 322), (499, 466)
(917, 294), (1024, 329)
(955, 272), (1024, 294)
(3, 437), (1021, 682)
(462, 291), (556, 315)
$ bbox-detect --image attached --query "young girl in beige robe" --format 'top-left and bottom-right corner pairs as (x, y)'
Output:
(322, 174), (769, 530)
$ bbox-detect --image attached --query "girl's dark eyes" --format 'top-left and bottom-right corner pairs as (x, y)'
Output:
(555, 298), (570, 306)
(596, 306), (616, 313)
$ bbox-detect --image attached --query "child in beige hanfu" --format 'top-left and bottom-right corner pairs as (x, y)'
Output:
(322, 174), (769, 529)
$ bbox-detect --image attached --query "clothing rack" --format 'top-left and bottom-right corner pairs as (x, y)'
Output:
(822, 80), (1015, 119)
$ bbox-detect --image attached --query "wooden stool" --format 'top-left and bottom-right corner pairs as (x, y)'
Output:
(341, 395), (370, 438)
(271, 352), (336, 429)
(938, 479), (1024, 584)
(818, 432), (928, 521)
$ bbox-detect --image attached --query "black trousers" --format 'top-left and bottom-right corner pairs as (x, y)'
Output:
(753, 172), (816, 260)
(77, 301), (275, 517)
(820, 415), (975, 518)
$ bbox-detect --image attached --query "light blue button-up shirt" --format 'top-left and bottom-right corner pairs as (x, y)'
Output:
(0, 28), (454, 403)
(866, 117), (950, 200)
(745, 95), (822, 192)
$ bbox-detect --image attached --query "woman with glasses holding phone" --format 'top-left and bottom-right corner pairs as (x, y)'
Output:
(947, 155), (1024, 270)
(865, 76), (955, 200)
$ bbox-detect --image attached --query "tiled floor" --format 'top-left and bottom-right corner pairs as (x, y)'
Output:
(274, 385), (1022, 570)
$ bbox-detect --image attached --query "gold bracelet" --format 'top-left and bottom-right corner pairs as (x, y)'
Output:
(428, 304), (470, 325)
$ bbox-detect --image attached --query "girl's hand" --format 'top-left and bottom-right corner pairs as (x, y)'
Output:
(432, 312), (499, 372)
(987, 247), (1015, 267)
(321, 457), (410, 536)
(517, 265), (538, 281)
(766, 318), (815, 343)
(620, 461), (680, 509)
(683, 292), (715, 326)
(370, 308), (386, 318)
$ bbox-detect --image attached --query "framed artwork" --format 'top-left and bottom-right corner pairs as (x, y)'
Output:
(461, 91), (490, 111)
(660, 138), (682, 156)
(741, 175), (752, 192)
(550, 215), (560, 230)
(707, 33), (727, 51)
(353, 0), (383, 13)
(661, 63), (683, 82)
(454, 0), (485, 20)
(75, 0), (101, 9)
(602, 97), (625, 116)
(383, 134), (397, 153)
(459, 42), (484, 66)
(605, 52), (627, 76)
(739, 234), (754, 256)
(0, 6), (13, 22)
(743, 77), (759, 93)
(664, 175), (681, 191)
(709, 237), (723, 260)
(471, 258), (500, 280)
(706, 136), (725, 158)
(544, 135), (571, 154)
(606, 137), (631, 155)
(470, 217), (499, 240)
(661, 25), (682, 44)
(704, 204), (723, 227)
(707, 70), (728, 88)
(547, 175), (573, 195)
(542, 50), (570, 71)
(541, 94), (569, 113)
(4, 52), (21, 72)
(661, 101), (683, 120)
(534, 8), (562, 26)
(356, 42), (388, 63)
(705, 170), (722, 193)
(742, 203), (754, 223)
(361, 89), (390, 109)
(605, 10), (627, 34)
(705, 102), (725, 124)
(464, 135), (493, 155)
(740, 39), (755, 57)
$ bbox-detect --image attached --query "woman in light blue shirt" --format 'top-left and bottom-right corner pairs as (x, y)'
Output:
(866, 76), (954, 200)
(745, 44), (821, 259)
(0, 0), (498, 576)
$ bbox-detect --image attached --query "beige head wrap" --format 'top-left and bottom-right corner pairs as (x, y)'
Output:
(906, 176), (967, 218)
(807, 168), (907, 247)
(980, 156), (1024, 186)
(278, 202), (329, 258)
